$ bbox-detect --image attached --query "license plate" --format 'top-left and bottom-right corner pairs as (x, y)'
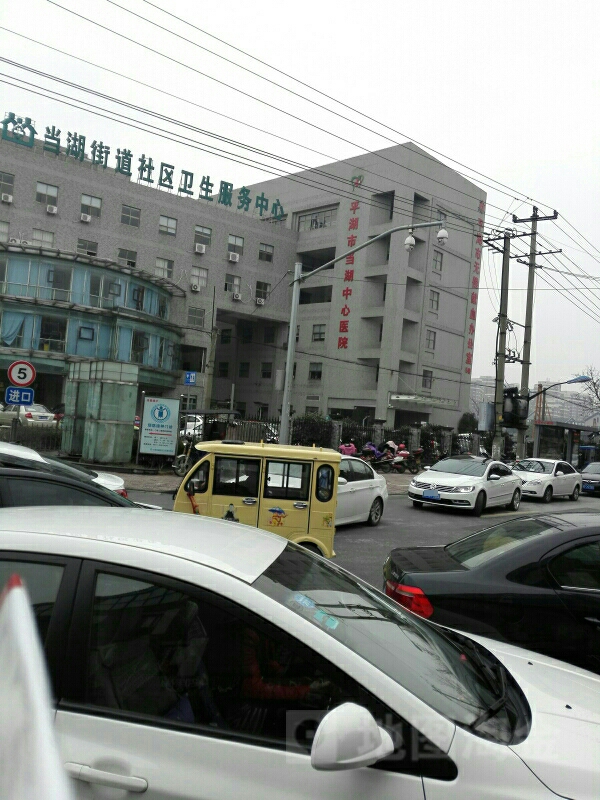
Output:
(583, 482), (594, 491)
(38, 416), (49, 420)
(423, 490), (441, 500)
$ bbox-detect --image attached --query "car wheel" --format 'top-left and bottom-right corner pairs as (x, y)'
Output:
(507, 488), (521, 511)
(412, 500), (423, 509)
(472, 491), (486, 517)
(367, 497), (384, 526)
(301, 542), (322, 556)
(569, 484), (580, 501)
(542, 485), (553, 503)
(173, 455), (190, 477)
(378, 461), (392, 474)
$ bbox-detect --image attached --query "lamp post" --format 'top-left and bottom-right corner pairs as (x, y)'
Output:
(278, 219), (449, 444)
(529, 375), (591, 422)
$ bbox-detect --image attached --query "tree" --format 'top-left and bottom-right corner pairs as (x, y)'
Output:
(457, 412), (478, 433)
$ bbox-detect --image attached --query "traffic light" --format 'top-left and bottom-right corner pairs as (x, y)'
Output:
(502, 387), (529, 429)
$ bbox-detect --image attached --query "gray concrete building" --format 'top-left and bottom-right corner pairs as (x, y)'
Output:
(0, 112), (485, 431)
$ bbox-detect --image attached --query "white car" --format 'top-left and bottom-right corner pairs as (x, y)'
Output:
(0, 403), (55, 427)
(0, 441), (128, 496)
(337, 455), (388, 526)
(408, 455), (522, 516)
(1, 506), (599, 800)
(512, 458), (581, 503)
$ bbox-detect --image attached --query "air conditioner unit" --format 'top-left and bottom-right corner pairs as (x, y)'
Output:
(46, 204), (58, 215)
(232, 292), (242, 301)
(20, 240), (29, 246)
(228, 252), (240, 262)
(1, 193), (13, 204)
(80, 213), (92, 223)
(190, 283), (200, 292)
(256, 297), (265, 306)
(8, 237), (19, 244)
(194, 243), (206, 254)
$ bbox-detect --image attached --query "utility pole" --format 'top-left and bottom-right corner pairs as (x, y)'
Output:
(513, 207), (559, 459)
(492, 231), (512, 460)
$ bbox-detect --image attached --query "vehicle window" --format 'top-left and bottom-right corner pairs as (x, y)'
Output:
(497, 465), (512, 476)
(315, 465), (334, 502)
(0, 560), (64, 643)
(339, 460), (352, 482)
(559, 462), (575, 475)
(430, 458), (487, 477)
(186, 460), (209, 494)
(79, 568), (454, 777)
(446, 518), (558, 568)
(264, 461), (310, 501)
(349, 460), (373, 480)
(548, 541), (600, 590)
(3, 478), (119, 507)
(255, 544), (527, 745)
(513, 460), (553, 474)
(213, 457), (260, 497)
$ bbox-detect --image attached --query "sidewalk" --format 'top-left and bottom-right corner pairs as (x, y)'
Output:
(117, 469), (414, 495)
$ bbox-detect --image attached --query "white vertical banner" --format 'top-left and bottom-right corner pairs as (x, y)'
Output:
(140, 396), (180, 455)
(0, 575), (74, 800)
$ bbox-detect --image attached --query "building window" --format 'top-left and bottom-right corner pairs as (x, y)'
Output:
(130, 285), (145, 311)
(299, 285), (332, 304)
(0, 172), (14, 196)
(159, 215), (177, 236)
(264, 326), (275, 344)
(305, 406), (319, 414)
(433, 251), (443, 272)
(158, 296), (168, 320)
(39, 317), (67, 353)
(191, 266), (208, 288)
(131, 331), (149, 364)
(261, 362), (272, 379)
(239, 323), (252, 344)
(155, 257), (174, 279)
(121, 205), (140, 227)
(77, 239), (98, 257)
(259, 243), (274, 262)
(117, 248), (136, 268)
(32, 229), (55, 247)
(312, 324), (326, 342)
(180, 395), (198, 412)
(224, 273), (241, 293)
(36, 181), (58, 205)
(429, 290), (440, 311)
(239, 361), (249, 378)
(187, 307), (205, 327)
(218, 362), (229, 378)
(422, 369), (433, 390)
(256, 281), (271, 300)
(194, 225), (211, 246)
(220, 328), (232, 345)
(0, 221), (8, 242)
(425, 330), (436, 350)
(228, 234), (244, 255)
(309, 362), (322, 381)
(81, 194), (102, 217)
(297, 207), (338, 232)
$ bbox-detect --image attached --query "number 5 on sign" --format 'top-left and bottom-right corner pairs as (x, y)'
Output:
(7, 360), (36, 387)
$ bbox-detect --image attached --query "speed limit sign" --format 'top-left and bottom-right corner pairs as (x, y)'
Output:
(7, 360), (36, 387)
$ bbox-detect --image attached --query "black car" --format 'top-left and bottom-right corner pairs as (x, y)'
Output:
(383, 512), (600, 673)
(0, 468), (135, 508)
(581, 462), (600, 495)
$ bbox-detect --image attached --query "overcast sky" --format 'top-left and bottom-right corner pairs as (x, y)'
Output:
(2, 0), (599, 390)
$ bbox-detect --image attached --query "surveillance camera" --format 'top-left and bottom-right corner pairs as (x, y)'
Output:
(404, 233), (416, 252)
(436, 227), (449, 246)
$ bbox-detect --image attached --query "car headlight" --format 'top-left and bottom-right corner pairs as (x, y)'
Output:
(528, 479), (542, 485)
(454, 485), (475, 493)
(410, 479), (417, 487)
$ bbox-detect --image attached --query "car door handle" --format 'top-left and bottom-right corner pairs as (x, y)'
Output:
(584, 617), (600, 625)
(65, 763), (148, 793)
(243, 498), (257, 505)
(293, 502), (308, 509)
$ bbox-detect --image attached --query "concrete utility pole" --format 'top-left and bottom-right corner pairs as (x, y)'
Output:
(513, 207), (559, 459)
(492, 231), (512, 460)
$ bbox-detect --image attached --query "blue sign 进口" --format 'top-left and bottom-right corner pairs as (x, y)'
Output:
(5, 386), (34, 405)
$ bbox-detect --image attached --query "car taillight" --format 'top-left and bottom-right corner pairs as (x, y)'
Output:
(24, 412), (33, 419)
(385, 580), (433, 618)
(115, 489), (128, 498)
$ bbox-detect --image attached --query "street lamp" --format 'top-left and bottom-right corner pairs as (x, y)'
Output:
(530, 375), (591, 422)
(278, 219), (449, 444)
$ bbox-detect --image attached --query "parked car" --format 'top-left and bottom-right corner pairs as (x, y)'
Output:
(0, 441), (128, 496)
(337, 455), (388, 526)
(383, 511), (600, 673)
(0, 468), (134, 508)
(0, 403), (55, 427)
(512, 458), (581, 502)
(581, 462), (600, 495)
(408, 455), (522, 516)
(1, 506), (599, 800)
(51, 402), (65, 422)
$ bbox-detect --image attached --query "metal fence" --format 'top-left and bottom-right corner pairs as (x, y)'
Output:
(0, 423), (62, 451)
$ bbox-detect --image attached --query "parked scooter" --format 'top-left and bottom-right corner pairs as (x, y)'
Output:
(390, 447), (424, 475)
(359, 444), (393, 474)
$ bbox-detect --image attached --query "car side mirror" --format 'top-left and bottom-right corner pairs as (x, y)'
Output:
(489, 474), (501, 481)
(338, 477), (348, 486)
(311, 703), (394, 771)
(423, 465), (431, 471)
(555, 471), (564, 476)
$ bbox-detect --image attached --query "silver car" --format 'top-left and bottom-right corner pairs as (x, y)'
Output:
(0, 403), (55, 427)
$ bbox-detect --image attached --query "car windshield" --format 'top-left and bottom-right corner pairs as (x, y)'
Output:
(41, 456), (99, 480)
(446, 518), (557, 568)
(582, 463), (600, 475)
(513, 460), (553, 474)
(25, 405), (50, 413)
(255, 543), (518, 737)
(429, 458), (488, 477)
